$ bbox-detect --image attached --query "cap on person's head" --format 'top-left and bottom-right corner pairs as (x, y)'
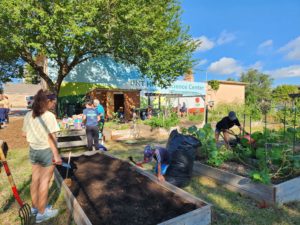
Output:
(143, 145), (155, 162)
(228, 111), (237, 121)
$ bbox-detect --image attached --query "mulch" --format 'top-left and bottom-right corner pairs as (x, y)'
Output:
(58, 153), (199, 225)
(0, 118), (28, 149)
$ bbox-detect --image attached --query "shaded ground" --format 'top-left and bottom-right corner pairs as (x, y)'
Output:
(58, 154), (198, 225)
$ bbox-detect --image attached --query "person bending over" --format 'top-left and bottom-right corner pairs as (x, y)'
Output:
(215, 111), (247, 148)
(143, 145), (170, 182)
(22, 89), (61, 223)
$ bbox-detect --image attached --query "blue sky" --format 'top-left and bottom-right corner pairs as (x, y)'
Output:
(181, 0), (300, 86)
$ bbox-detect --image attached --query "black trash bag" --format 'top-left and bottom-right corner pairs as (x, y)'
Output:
(165, 129), (201, 187)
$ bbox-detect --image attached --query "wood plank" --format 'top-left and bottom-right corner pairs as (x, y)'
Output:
(54, 169), (93, 225)
(57, 137), (87, 149)
(193, 162), (275, 204)
(275, 176), (300, 204)
(57, 129), (86, 137)
(158, 206), (211, 225)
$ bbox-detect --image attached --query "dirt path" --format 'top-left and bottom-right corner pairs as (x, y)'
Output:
(0, 117), (28, 149)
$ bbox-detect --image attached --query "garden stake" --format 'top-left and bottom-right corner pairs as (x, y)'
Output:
(64, 152), (72, 187)
(0, 142), (33, 225)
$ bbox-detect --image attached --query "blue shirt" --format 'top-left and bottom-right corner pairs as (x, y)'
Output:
(96, 104), (105, 119)
(83, 108), (98, 127)
(154, 147), (170, 165)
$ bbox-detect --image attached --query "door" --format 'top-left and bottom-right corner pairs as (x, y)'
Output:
(114, 94), (124, 113)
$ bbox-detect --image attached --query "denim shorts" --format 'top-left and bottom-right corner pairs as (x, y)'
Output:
(29, 147), (53, 167)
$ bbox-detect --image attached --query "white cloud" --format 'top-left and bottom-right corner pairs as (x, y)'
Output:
(197, 59), (208, 66)
(267, 65), (300, 78)
(248, 61), (263, 70)
(279, 36), (300, 60)
(217, 30), (236, 45)
(208, 57), (243, 75)
(257, 40), (273, 53)
(194, 36), (215, 52)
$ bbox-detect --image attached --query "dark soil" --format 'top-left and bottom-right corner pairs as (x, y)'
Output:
(58, 153), (201, 225)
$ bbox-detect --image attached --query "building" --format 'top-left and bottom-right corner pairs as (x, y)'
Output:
(206, 80), (246, 106)
(3, 83), (43, 108)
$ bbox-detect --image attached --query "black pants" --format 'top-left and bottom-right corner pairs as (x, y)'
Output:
(86, 126), (99, 151)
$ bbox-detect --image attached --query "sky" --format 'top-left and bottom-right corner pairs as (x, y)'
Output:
(180, 0), (300, 86)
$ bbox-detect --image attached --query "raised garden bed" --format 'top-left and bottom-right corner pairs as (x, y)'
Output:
(193, 161), (300, 205)
(55, 151), (211, 225)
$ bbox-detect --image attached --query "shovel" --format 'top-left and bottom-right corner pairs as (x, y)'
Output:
(64, 152), (72, 187)
(0, 141), (33, 225)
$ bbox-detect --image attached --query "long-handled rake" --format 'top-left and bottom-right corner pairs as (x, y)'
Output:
(0, 141), (33, 225)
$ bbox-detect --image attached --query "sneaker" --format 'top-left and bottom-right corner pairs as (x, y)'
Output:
(31, 205), (52, 216)
(35, 208), (58, 223)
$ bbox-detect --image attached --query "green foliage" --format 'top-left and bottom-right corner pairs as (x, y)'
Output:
(272, 85), (299, 104)
(0, 0), (198, 94)
(24, 63), (40, 84)
(250, 169), (271, 184)
(240, 69), (273, 109)
(188, 113), (204, 122)
(145, 113), (179, 129)
(208, 80), (220, 91)
(187, 124), (228, 167)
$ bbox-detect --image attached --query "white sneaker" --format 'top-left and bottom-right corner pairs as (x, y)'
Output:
(31, 205), (52, 216)
(35, 208), (58, 223)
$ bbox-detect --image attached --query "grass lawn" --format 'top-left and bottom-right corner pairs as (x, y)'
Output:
(1, 118), (299, 225)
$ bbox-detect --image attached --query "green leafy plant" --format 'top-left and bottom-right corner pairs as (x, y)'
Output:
(208, 80), (220, 91)
(145, 113), (179, 129)
(187, 124), (227, 167)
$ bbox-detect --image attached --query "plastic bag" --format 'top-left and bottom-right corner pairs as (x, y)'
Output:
(165, 129), (201, 187)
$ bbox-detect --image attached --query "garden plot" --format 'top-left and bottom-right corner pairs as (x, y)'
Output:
(55, 151), (211, 225)
(186, 124), (300, 205)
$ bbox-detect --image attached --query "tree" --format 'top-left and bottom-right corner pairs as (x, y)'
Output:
(24, 64), (41, 84)
(0, 0), (198, 96)
(271, 85), (299, 104)
(239, 69), (273, 104)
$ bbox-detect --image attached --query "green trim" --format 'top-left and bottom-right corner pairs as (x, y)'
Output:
(59, 82), (117, 97)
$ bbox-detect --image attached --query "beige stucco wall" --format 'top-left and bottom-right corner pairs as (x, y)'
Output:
(4, 94), (28, 108)
(206, 82), (246, 106)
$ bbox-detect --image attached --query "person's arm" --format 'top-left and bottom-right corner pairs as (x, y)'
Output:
(48, 133), (62, 165)
(157, 162), (165, 182)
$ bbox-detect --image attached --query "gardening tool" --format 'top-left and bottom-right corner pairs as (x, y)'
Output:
(0, 141), (33, 225)
(128, 156), (144, 168)
(52, 160), (71, 169)
(64, 152), (72, 187)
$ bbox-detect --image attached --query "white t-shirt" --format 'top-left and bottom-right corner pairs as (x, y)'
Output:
(22, 111), (60, 150)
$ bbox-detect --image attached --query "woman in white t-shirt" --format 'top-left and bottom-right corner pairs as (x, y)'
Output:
(22, 89), (62, 223)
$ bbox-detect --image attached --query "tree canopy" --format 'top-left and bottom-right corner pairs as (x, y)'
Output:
(239, 69), (273, 104)
(0, 0), (198, 94)
(271, 85), (299, 104)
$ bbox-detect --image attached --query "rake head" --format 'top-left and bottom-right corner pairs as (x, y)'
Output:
(19, 203), (34, 225)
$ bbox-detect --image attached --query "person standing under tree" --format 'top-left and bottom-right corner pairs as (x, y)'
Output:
(22, 89), (61, 223)
(83, 100), (100, 151)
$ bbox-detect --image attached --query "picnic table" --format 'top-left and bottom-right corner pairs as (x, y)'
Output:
(57, 128), (87, 149)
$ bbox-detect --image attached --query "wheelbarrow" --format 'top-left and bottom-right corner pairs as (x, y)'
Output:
(0, 141), (33, 225)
